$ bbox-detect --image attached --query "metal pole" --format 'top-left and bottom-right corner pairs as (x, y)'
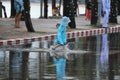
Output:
(97, 0), (102, 26)
(40, 0), (43, 18)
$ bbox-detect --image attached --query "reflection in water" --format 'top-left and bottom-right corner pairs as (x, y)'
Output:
(0, 51), (9, 79)
(9, 50), (29, 80)
(9, 50), (22, 79)
(29, 41), (40, 79)
(100, 34), (109, 71)
(1, 33), (120, 80)
(53, 53), (66, 80)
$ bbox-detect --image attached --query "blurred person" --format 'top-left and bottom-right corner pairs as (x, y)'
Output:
(85, 0), (92, 20)
(100, 34), (109, 71)
(102, 0), (110, 28)
(14, 0), (24, 28)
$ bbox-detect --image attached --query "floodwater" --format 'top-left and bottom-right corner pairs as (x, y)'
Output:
(0, 33), (120, 80)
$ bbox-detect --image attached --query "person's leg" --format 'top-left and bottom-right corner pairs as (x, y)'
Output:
(15, 14), (19, 28)
(53, 44), (61, 49)
(103, 14), (107, 27)
(17, 13), (22, 28)
(54, 43), (69, 50)
(105, 10), (110, 27)
(15, 12), (22, 28)
(102, 10), (109, 28)
(49, 44), (61, 56)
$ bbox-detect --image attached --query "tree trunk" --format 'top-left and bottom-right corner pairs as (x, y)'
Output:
(58, 0), (62, 16)
(117, 0), (120, 15)
(40, 0), (43, 18)
(10, 0), (16, 18)
(52, 0), (56, 16)
(44, 0), (48, 18)
(109, 0), (117, 23)
(91, 0), (98, 25)
(52, 0), (56, 9)
(0, 1), (2, 18)
(23, 0), (35, 32)
(73, 0), (78, 16)
(63, 0), (76, 28)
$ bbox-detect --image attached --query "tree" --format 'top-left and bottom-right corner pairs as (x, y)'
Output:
(91, 0), (98, 25)
(58, 0), (62, 16)
(52, 0), (56, 16)
(63, 0), (76, 28)
(0, 1), (2, 18)
(40, 0), (43, 18)
(10, 0), (16, 18)
(52, 0), (56, 11)
(109, 0), (117, 23)
(44, 0), (48, 18)
(23, 0), (35, 32)
(74, 0), (78, 16)
(117, 0), (120, 15)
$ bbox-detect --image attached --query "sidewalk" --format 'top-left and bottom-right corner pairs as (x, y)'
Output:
(0, 16), (92, 39)
(0, 16), (120, 46)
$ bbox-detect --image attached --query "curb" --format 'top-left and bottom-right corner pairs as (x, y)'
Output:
(0, 26), (120, 47)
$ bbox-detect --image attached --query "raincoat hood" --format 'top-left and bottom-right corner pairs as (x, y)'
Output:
(60, 16), (71, 27)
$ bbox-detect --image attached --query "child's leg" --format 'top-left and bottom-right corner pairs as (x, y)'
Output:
(54, 43), (69, 50)
(53, 44), (61, 49)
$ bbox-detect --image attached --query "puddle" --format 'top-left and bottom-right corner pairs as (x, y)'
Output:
(0, 33), (120, 80)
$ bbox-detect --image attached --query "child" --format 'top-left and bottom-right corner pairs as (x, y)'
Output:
(14, 0), (24, 28)
(50, 16), (71, 52)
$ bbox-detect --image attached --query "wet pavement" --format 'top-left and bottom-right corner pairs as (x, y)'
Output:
(0, 16), (90, 39)
(0, 16), (120, 40)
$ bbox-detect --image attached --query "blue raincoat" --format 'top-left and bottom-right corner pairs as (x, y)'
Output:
(54, 16), (71, 45)
(54, 57), (66, 80)
(14, 0), (24, 14)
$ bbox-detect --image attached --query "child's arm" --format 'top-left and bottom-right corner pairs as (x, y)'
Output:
(56, 23), (60, 28)
(67, 26), (71, 32)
